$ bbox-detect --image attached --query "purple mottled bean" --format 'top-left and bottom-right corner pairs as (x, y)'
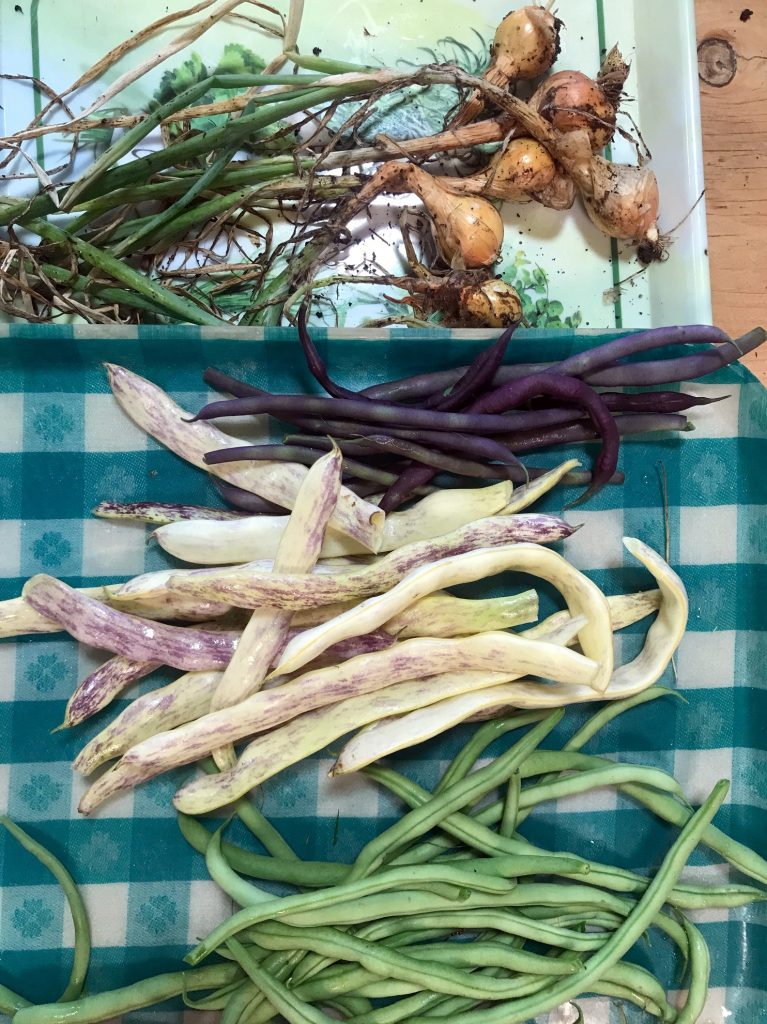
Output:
(469, 373), (620, 505)
(93, 500), (247, 525)
(167, 513), (579, 610)
(22, 575), (240, 671)
(65, 656), (160, 727)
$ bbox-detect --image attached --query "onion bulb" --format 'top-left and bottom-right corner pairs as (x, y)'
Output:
(356, 162), (504, 269)
(438, 138), (556, 202)
(530, 69), (616, 153)
(449, 6), (561, 129)
(460, 278), (523, 327)
(400, 271), (522, 328)
(584, 156), (660, 243)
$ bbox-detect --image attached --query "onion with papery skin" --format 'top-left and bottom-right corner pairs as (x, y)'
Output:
(449, 6), (561, 129)
(460, 278), (523, 327)
(584, 157), (660, 244)
(355, 162), (504, 270)
(530, 70), (617, 153)
(439, 138), (556, 202)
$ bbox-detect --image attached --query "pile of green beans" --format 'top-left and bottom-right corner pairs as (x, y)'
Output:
(4, 690), (767, 1024)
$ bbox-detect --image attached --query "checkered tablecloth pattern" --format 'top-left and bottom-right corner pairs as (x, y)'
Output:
(0, 324), (765, 1021)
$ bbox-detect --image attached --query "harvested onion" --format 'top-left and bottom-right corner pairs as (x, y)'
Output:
(449, 5), (561, 129)
(584, 157), (660, 244)
(530, 69), (617, 153)
(355, 162), (504, 269)
(439, 138), (556, 202)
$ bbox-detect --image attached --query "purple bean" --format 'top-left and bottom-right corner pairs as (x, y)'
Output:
(426, 327), (516, 411)
(361, 327), (764, 401)
(346, 435), (516, 480)
(189, 393), (587, 436)
(213, 481), (290, 515)
(585, 328), (766, 386)
(297, 303), (365, 401)
(500, 413), (689, 452)
(554, 324), (730, 377)
(601, 392), (726, 414)
(380, 464), (438, 512)
(205, 443), (423, 493)
(203, 368), (266, 398)
(469, 372), (620, 505)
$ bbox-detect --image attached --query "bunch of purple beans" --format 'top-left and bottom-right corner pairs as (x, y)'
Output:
(192, 316), (765, 512)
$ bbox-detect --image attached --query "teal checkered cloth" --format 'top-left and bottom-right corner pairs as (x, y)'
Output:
(0, 324), (765, 1021)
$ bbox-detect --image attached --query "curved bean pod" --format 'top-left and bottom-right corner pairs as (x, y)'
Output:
(273, 543), (613, 691)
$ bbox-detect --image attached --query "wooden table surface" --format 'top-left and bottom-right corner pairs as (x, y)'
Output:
(696, 1), (767, 382)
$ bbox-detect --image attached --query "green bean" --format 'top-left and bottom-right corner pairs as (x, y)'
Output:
(406, 781), (729, 1024)
(178, 814), (347, 886)
(182, 977), (248, 1009)
(237, 948), (309, 1024)
(227, 938), (337, 1024)
(325, 995), (374, 1017)
(221, 982), (259, 1024)
(249, 911), (607, 952)
(14, 965), (242, 1024)
(0, 983), (31, 1014)
(516, 763), (683, 810)
(346, 935), (526, 1024)
(622, 782), (767, 886)
(200, 759), (299, 861)
(435, 714), (549, 794)
(192, 854), (587, 961)
(349, 711), (563, 880)
(374, 763), (764, 910)
(240, 920), (582, 1001)
(563, 686), (679, 753)
(206, 824), (275, 907)
(675, 919), (710, 1024)
(0, 816), (91, 1003)
(500, 771), (521, 838)
(586, 982), (666, 1019)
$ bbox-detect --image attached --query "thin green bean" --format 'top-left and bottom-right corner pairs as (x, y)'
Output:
(500, 771), (521, 838)
(406, 781), (728, 1024)
(221, 982), (259, 1024)
(0, 816), (91, 1003)
(435, 714), (549, 794)
(227, 938), (336, 1024)
(0, 984), (31, 1014)
(206, 824), (275, 907)
(200, 759), (299, 861)
(240, 920), (580, 1001)
(192, 854), (599, 961)
(182, 977), (248, 1009)
(349, 711), (564, 880)
(13, 965), (242, 1024)
(178, 814), (346, 886)
(675, 919), (711, 1024)
(376, 762), (765, 910)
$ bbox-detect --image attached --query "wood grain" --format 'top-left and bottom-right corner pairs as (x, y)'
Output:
(696, 1), (767, 383)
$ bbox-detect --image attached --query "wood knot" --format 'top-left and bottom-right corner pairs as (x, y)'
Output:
(698, 37), (737, 88)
